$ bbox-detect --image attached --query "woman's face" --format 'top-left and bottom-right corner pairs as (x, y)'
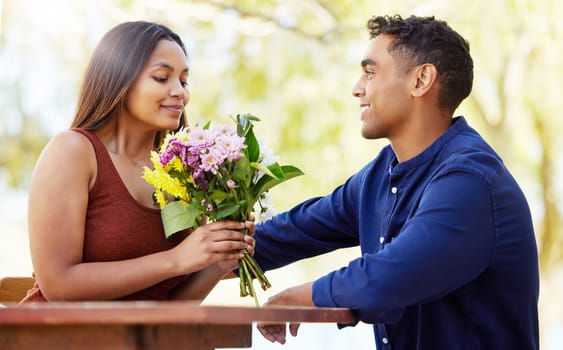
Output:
(125, 39), (190, 131)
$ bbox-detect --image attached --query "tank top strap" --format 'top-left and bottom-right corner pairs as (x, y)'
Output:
(70, 128), (113, 170)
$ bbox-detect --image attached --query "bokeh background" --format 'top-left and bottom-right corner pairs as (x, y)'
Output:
(1, 0), (561, 349)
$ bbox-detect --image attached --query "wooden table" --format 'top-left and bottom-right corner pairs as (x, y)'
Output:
(0, 301), (354, 349)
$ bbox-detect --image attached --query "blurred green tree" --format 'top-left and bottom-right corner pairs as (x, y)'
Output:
(0, 0), (561, 273)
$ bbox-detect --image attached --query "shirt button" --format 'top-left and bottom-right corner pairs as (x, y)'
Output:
(391, 187), (398, 194)
(379, 236), (385, 244)
(382, 337), (389, 344)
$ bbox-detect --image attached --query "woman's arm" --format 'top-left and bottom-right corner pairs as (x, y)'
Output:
(28, 131), (252, 301)
(168, 264), (226, 301)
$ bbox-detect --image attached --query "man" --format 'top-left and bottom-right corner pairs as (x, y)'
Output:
(254, 15), (539, 349)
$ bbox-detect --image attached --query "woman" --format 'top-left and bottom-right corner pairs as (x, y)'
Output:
(21, 21), (253, 302)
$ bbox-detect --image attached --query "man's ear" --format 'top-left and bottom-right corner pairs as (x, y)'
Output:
(411, 63), (438, 97)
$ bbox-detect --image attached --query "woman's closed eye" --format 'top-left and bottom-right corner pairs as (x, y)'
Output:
(153, 76), (188, 88)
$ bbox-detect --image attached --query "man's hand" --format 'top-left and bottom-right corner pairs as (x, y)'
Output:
(259, 322), (301, 345)
(257, 282), (314, 344)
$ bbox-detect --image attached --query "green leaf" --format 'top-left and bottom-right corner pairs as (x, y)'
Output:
(234, 114), (249, 137)
(161, 201), (203, 238)
(252, 165), (304, 197)
(267, 162), (285, 179)
(209, 189), (229, 202)
(233, 114), (260, 163)
(236, 114), (261, 135)
(250, 161), (284, 180)
(241, 113), (261, 122)
(245, 126), (260, 163)
(233, 156), (253, 186)
(216, 203), (241, 219)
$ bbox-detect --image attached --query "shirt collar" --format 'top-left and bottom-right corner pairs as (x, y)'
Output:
(390, 116), (469, 174)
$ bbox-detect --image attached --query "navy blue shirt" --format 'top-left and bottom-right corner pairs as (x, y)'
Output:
(254, 117), (539, 349)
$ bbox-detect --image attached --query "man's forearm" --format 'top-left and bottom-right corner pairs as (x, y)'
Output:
(265, 282), (315, 307)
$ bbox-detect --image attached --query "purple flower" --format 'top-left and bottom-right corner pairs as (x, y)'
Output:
(159, 137), (178, 166)
(227, 179), (237, 188)
(201, 199), (214, 212)
(213, 124), (237, 137)
(217, 134), (246, 162)
(200, 147), (224, 174)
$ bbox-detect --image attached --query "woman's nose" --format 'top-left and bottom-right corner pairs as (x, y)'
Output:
(170, 82), (187, 98)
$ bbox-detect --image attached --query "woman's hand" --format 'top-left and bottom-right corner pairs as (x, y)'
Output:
(168, 218), (255, 301)
(216, 218), (255, 274)
(171, 219), (255, 275)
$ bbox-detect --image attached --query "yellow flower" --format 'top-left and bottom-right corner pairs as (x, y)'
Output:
(176, 130), (189, 142)
(142, 154), (189, 203)
(169, 157), (185, 172)
(148, 151), (162, 168)
(154, 189), (168, 209)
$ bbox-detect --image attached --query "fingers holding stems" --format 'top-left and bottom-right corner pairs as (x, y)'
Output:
(175, 220), (254, 272)
(173, 217), (267, 306)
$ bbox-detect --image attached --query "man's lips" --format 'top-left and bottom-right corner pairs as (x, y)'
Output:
(360, 104), (370, 118)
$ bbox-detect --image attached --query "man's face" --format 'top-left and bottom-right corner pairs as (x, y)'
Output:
(352, 34), (414, 140)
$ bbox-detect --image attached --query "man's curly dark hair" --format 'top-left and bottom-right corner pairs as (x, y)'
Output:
(367, 15), (473, 113)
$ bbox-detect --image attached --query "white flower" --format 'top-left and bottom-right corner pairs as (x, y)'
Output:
(258, 138), (279, 166)
(254, 138), (280, 182)
(254, 192), (277, 222)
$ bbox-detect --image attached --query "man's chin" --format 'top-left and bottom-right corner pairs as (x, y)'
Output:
(360, 126), (378, 140)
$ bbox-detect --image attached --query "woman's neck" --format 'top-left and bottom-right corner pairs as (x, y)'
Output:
(95, 118), (157, 165)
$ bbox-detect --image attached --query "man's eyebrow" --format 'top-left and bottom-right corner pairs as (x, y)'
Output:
(361, 58), (376, 67)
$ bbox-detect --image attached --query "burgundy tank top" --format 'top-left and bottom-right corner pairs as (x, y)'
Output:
(21, 129), (188, 302)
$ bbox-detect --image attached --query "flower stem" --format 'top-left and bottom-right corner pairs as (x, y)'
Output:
(239, 258), (250, 297)
(232, 220), (271, 305)
(246, 268), (259, 307)
(242, 253), (271, 290)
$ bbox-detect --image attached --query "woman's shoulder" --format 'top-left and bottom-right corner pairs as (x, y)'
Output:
(45, 129), (95, 156)
(36, 129), (97, 175)
(51, 128), (92, 145)
(30, 129), (99, 194)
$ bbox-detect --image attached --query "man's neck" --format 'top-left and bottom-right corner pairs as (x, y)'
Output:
(390, 112), (452, 163)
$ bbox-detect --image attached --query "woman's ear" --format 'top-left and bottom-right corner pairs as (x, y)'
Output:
(411, 63), (438, 97)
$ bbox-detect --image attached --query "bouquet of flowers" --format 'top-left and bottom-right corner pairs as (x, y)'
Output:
(142, 113), (304, 305)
